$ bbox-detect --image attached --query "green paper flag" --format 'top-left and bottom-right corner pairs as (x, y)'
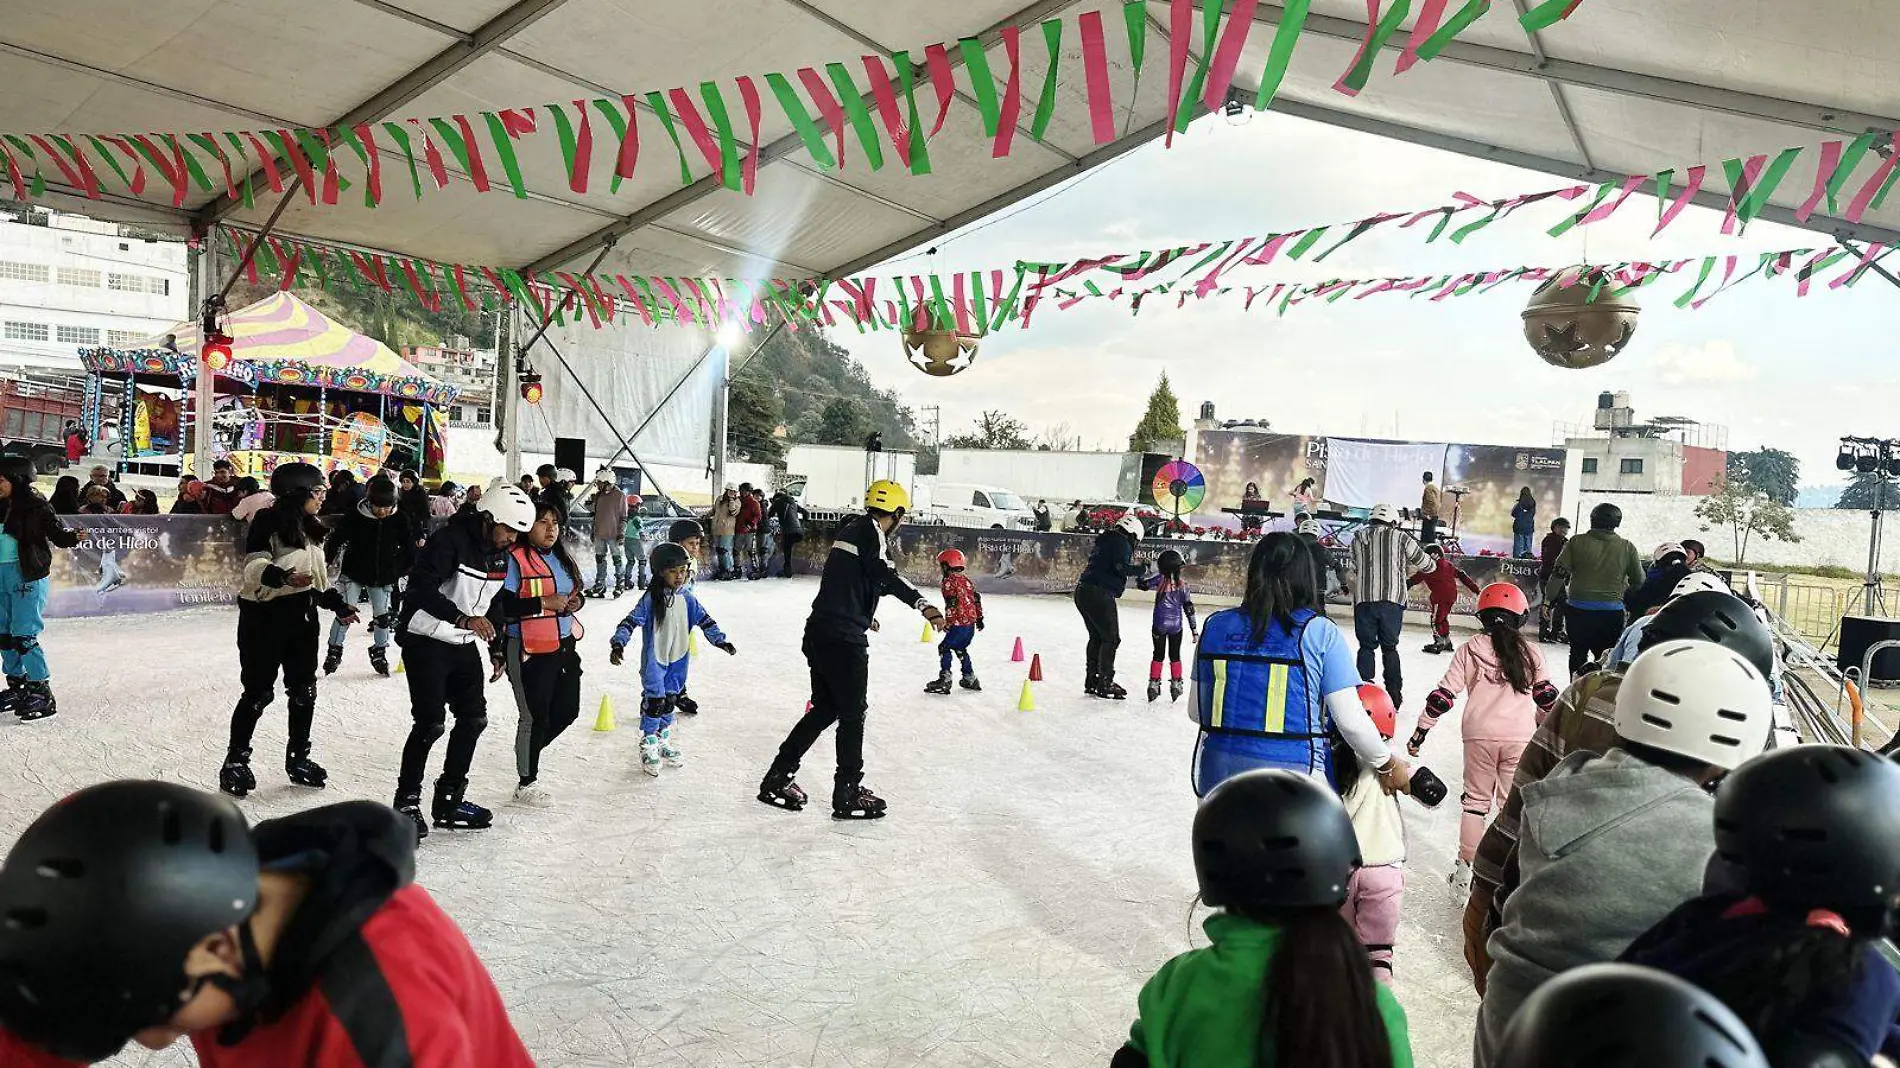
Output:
(1123, 1), (1148, 71)
(645, 91), (695, 185)
(1286, 228), (1328, 259)
(1029, 20), (1064, 142)
(1519, 0), (1583, 31)
(959, 39), (1003, 138)
(485, 111), (530, 198)
(380, 122), (424, 200)
(1416, 0), (1489, 62)
(1174, 0), (1223, 133)
(1336, 0), (1413, 96)
(1725, 147), (1802, 226)
(765, 72), (839, 170)
(698, 82), (744, 192)
(590, 98), (636, 192)
(1254, 0), (1311, 109)
(894, 53), (931, 175)
(826, 62), (886, 171)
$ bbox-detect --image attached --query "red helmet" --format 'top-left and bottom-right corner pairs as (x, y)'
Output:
(937, 549), (967, 569)
(1358, 683), (1398, 739)
(1477, 582), (1530, 618)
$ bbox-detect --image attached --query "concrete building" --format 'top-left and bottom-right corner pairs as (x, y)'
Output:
(404, 339), (497, 426)
(1558, 391), (1727, 496)
(0, 210), (188, 372)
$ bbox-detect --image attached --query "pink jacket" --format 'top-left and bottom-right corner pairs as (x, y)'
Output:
(1421, 633), (1550, 744)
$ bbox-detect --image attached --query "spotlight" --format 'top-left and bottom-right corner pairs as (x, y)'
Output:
(200, 330), (234, 372)
(1857, 447), (1881, 474)
(1884, 451), (1900, 479)
(519, 371), (544, 406)
(1221, 90), (1251, 127)
(1840, 443), (1860, 472)
(716, 321), (743, 348)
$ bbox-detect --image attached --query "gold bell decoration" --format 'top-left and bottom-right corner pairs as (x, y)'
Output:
(1521, 266), (1641, 370)
(900, 303), (982, 378)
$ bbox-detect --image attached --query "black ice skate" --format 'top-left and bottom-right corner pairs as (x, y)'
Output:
(925, 671), (953, 695)
(220, 749), (256, 799)
(394, 790), (429, 842)
(1147, 680), (1162, 703)
(432, 779), (493, 830)
(757, 771), (807, 811)
(832, 785), (888, 820)
(1170, 678), (1185, 702)
(1094, 680), (1128, 701)
(285, 745), (328, 789)
(586, 584), (608, 599)
(16, 681), (56, 721)
(959, 673), (982, 692)
(323, 643), (345, 675)
(368, 646), (391, 676)
(674, 693), (699, 716)
(0, 675), (23, 716)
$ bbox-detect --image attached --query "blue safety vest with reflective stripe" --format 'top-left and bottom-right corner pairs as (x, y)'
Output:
(1192, 606), (1330, 780)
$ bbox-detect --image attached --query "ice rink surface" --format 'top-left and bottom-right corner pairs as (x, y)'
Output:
(3, 577), (1541, 1067)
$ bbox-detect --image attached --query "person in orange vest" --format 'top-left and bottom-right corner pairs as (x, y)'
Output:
(490, 500), (587, 808)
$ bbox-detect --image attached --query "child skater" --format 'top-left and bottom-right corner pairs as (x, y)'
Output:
(610, 542), (735, 776)
(1407, 583), (1557, 892)
(1112, 768), (1413, 1068)
(1409, 542), (1480, 654)
(1139, 548), (1197, 702)
(925, 548), (984, 694)
(1337, 683), (1407, 985)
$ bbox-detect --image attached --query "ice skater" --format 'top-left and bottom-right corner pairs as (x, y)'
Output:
(582, 467), (628, 598)
(619, 492), (649, 592)
(0, 456), (79, 720)
(664, 517), (709, 715)
(321, 473), (415, 677)
(758, 479), (944, 819)
(925, 548), (984, 694)
(221, 463), (359, 798)
(1138, 548), (1197, 702)
(493, 500), (587, 805)
(1336, 682), (1407, 983)
(1407, 583), (1558, 893)
(1410, 542), (1481, 654)
(610, 542), (735, 776)
(1073, 514), (1148, 699)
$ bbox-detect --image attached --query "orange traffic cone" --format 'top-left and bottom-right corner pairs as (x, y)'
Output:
(1028, 653), (1043, 682)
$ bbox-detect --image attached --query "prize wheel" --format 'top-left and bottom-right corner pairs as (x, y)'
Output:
(1152, 460), (1206, 518)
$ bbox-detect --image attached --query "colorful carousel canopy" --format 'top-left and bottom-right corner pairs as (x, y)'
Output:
(81, 293), (458, 406)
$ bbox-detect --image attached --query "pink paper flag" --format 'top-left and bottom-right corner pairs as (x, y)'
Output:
(1579, 173), (1648, 225)
(1395, 0), (1450, 73)
(1796, 140), (1844, 223)
(994, 26), (1024, 158)
(1202, 0), (1260, 111)
(1846, 150), (1900, 223)
(952, 273), (972, 333)
(924, 44), (956, 136)
(1721, 154), (1768, 235)
(860, 55), (912, 168)
(1242, 233), (1294, 267)
(1079, 11), (1118, 145)
(1165, 0), (1192, 148)
(1654, 166), (1706, 235)
(1831, 242), (1889, 289)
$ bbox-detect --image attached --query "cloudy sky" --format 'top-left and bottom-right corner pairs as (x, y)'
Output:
(828, 110), (1880, 497)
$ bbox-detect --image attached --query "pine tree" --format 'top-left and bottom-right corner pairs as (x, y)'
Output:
(1128, 372), (1185, 453)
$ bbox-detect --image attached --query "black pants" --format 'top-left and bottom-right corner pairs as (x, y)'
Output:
(1073, 584), (1121, 684)
(1421, 517), (1441, 544)
(1567, 607), (1626, 675)
(780, 534), (802, 577)
(505, 637), (583, 785)
(229, 597), (321, 753)
(771, 636), (869, 799)
(1353, 601), (1407, 704)
(1151, 631), (1184, 663)
(397, 638), (488, 797)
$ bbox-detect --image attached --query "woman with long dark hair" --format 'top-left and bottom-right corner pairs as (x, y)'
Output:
(47, 476), (80, 515)
(0, 457), (78, 719)
(491, 501), (586, 805)
(1073, 515), (1148, 699)
(1511, 487), (1537, 558)
(1112, 769), (1411, 1068)
(1190, 532), (1408, 795)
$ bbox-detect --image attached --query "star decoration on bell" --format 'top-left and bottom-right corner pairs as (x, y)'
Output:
(1535, 321), (1587, 361)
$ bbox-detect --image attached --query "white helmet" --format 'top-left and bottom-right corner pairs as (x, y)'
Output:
(1671, 572), (1731, 599)
(1370, 503), (1399, 524)
(1653, 541), (1687, 563)
(1115, 514), (1144, 541)
(1297, 518), (1322, 537)
(1614, 639), (1772, 770)
(555, 467), (577, 483)
(482, 483), (537, 532)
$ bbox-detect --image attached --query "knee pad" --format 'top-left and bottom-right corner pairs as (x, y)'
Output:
(13, 635), (41, 655)
(1425, 688), (1456, 717)
(456, 709), (488, 734)
(237, 689), (274, 712)
(0, 635), (18, 652)
(371, 612), (398, 631)
(411, 717), (447, 744)
(287, 684), (317, 708)
(1531, 679), (1559, 713)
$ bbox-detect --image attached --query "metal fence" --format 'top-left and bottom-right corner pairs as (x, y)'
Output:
(1740, 571), (1900, 651)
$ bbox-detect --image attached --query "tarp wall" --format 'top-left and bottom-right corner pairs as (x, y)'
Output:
(517, 320), (718, 472)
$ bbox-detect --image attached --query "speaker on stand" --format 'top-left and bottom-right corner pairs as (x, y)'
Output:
(554, 437), (587, 479)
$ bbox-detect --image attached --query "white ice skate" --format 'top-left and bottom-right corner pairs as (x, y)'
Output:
(658, 727), (684, 768)
(1448, 859), (1473, 893)
(640, 734), (663, 776)
(511, 783), (554, 807)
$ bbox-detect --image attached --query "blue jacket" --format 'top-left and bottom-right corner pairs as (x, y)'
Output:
(1079, 530), (1145, 596)
(1192, 607), (1328, 777)
(611, 588), (728, 697)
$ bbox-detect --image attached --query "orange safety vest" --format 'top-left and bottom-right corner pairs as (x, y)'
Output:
(510, 546), (568, 656)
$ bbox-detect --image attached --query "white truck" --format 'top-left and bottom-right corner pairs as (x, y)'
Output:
(782, 443), (917, 516)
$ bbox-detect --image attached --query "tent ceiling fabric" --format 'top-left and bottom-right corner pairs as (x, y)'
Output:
(5, 0), (1900, 288)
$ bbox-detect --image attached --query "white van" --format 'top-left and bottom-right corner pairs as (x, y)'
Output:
(931, 482), (1036, 529)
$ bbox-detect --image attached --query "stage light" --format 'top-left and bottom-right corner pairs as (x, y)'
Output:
(1857, 447), (1881, 473)
(1884, 451), (1900, 479)
(716, 321), (743, 348)
(1840, 443), (1860, 471)
(201, 331), (234, 372)
(519, 370), (543, 406)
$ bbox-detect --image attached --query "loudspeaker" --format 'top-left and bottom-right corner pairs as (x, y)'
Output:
(1837, 614), (1900, 682)
(554, 437), (586, 477)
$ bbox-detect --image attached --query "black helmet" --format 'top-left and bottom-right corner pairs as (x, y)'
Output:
(269, 462), (325, 499)
(365, 474), (398, 509)
(1496, 963), (1766, 1068)
(1193, 769), (1360, 910)
(1636, 590), (1775, 678)
(0, 455), (32, 486)
(0, 781), (258, 1061)
(1713, 745), (1900, 916)
(1589, 502), (1623, 530)
(667, 518), (703, 544)
(649, 541), (692, 574)
(1157, 549), (1185, 572)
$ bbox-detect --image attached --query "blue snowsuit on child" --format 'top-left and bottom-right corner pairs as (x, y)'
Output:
(611, 587), (728, 735)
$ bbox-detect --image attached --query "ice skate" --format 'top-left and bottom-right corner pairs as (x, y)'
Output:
(16, 681), (56, 721)
(1449, 859), (1473, 893)
(586, 584), (608, 599)
(511, 783), (554, 807)
(0, 675), (23, 716)
(924, 671), (953, 695)
(1170, 678), (1185, 701)
(832, 784), (888, 820)
(219, 749), (256, 799)
(1095, 679), (1128, 701)
(431, 779), (493, 830)
(394, 790), (429, 841)
(284, 744), (328, 789)
(99, 575), (125, 594)
(640, 734), (663, 776)
(958, 673), (981, 692)
(1146, 679), (1162, 703)
(368, 646), (391, 676)
(658, 727), (684, 767)
(674, 693), (699, 717)
(323, 643), (345, 675)
(758, 771), (807, 810)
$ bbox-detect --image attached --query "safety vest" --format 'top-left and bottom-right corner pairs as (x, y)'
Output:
(511, 546), (565, 656)
(1192, 607), (1325, 742)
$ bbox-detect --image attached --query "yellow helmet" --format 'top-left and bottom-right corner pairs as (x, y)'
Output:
(864, 479), (910, 514)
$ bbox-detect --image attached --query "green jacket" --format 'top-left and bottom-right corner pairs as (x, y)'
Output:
(1554, 529), (1645, 607)
(1126, 913), (1413, 1068)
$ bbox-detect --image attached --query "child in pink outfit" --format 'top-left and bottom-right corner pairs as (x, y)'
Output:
(1338, 683), (1406, 983)
(1407, 583), (1559, 889)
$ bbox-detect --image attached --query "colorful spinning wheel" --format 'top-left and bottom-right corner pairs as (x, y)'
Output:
(1152, 460), (1207, 517)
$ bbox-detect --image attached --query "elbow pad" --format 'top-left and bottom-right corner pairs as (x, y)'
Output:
(1532, 680), (1560, 712)
(1426, 687), (1456, 717)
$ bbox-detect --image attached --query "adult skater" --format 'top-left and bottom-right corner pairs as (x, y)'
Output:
(220, 463), (359, 798)
(1191, 533), (1409, 796)
(769, 487), (805, 577)
(392, 481), (535, 840)
(493, 499), (587, 805)
(0, 780), (533, 1066)
(582, 467), (627, 597)
(709, 485), (740, 578)
(1073, 514), (1148, 699)
(0, 456), (78, 720)
(321, 473), (415, 677)
(1348, 503), (1433, 708)
(758, 479), (945, 819)
(396, 468), (432, 542)
(1553, 502), (1645, 675)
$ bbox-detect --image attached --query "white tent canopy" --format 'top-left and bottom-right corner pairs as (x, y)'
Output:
(2, 0), (1898, 291)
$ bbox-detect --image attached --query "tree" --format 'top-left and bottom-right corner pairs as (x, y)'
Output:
(943, 409), (1031, 450)
(1695, 473), (1802, 563)
(1128, 372), (1185, 453)
(1036, 421), (1083, 452)
(1728, 448), (1800, 506)
(1836, 472), (1900, 511)
(810, 397), (871, 446)
(726, 376), (785, 464)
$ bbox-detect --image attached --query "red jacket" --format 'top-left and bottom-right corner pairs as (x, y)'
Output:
(736, 494), (762, 535)
(1409, 557), (1480, 604)
(941, 571), (983, 628)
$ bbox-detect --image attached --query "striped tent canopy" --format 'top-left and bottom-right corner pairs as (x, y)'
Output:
(81, 292), (458, 406)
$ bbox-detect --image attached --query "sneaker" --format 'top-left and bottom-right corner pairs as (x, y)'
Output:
(512, 783), (555, 807)
(1448, 859), (1473, 893)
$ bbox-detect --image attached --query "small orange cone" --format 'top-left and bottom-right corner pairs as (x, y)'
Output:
(1017, 679), (1036, 712)
(1010, 637), (1025, 662)
(593, 694), (616, 732)
(1028, 653), (1043, 682)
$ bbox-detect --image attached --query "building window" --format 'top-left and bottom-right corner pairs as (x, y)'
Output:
(1619, 458), (1644, 475)
(0, 261), (49, 283)
(55, 325), (100, 345)
(108, 273), (141, 292)
(3, 322), (48, 342)
(147, 276), (170, 296)
(105, 329), (145, 346)
(1581, 457), (1598, 474)
(476, 407), (490, 423)
(56, 267), (101, 288)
